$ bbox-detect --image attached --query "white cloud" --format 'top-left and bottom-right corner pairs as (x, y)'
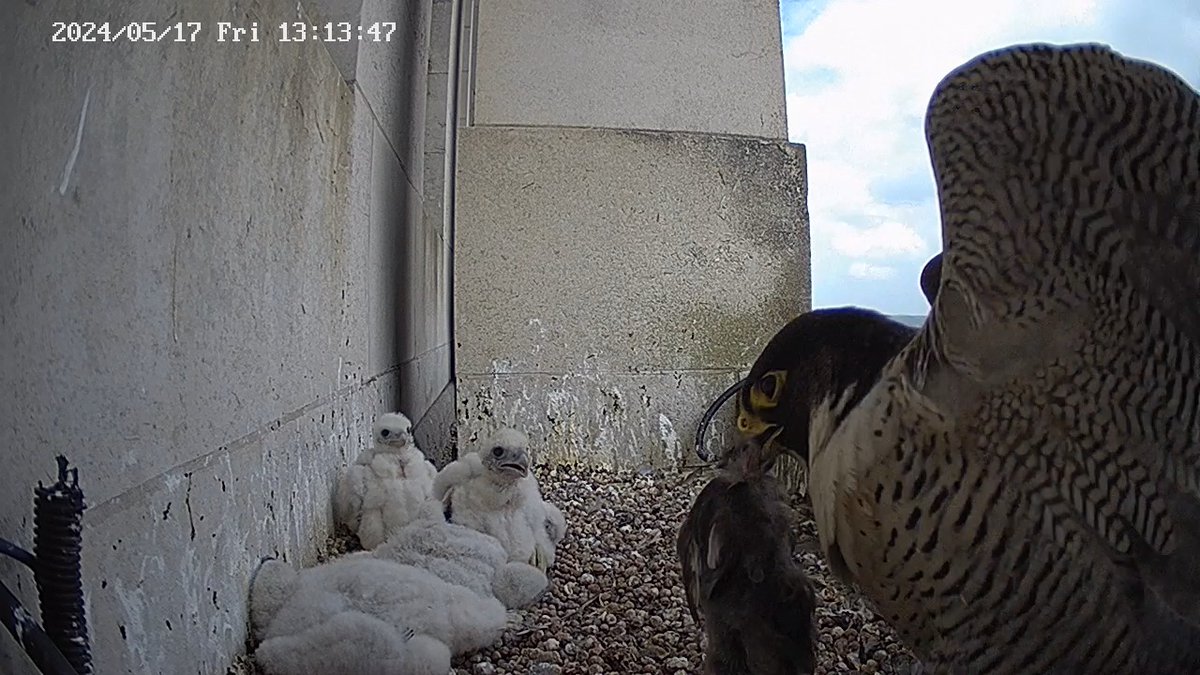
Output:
(848, 262), (895, 280)
(830, 221), (925, 259)
(783, 0), (1200, 314)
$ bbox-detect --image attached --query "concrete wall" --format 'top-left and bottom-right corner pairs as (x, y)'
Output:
(407, 0), (460, 461)
(472, 0), (788, 137)
(456, 127), (809, 464)
(0, 0), (459, 671)
(454, 0), (810, 464)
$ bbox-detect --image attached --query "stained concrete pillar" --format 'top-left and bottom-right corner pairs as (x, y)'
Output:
(454, 0), (810, 465)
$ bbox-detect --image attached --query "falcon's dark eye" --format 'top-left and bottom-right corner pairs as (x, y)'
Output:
(491, 446), (504, 458)
(750, 370), (787, 409)
(757, 376), (776, 399)
(381, 429), (391, 437)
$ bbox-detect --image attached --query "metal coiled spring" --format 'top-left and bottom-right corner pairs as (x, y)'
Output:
(33, 455), (92, 675)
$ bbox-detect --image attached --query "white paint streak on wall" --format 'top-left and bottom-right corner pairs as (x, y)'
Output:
(658, 413), (679, 466)
(112, 576), (149, 671)
(58, 86), (92, 196)
(528, 318), (546, 355)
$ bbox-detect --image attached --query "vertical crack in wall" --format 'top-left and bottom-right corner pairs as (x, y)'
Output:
(183, 472), (196, 541)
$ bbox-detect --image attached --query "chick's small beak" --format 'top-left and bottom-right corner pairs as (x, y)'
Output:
(499, 451), (530, 476)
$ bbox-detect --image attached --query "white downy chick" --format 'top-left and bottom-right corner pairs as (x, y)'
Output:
(376, 516), (549, 609)
(249, 555), (508, 674)
(254, 611), (450, 675)
(334, 412), (442, 549)
(432, 428), (567, 572)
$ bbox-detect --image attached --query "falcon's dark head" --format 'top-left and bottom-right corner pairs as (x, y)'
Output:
(920, 253), (943, 306)
(733, 307), (917, 465)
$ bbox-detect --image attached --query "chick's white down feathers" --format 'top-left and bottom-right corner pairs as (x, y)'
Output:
(376, 516), (549, 609)
(253, 422), (564, 674)
(250, 515), (549, 675)
(434, 428), (567, 571)
(254, 597), (451, 675)
(335, 412), (442, 549)
(250, 555), (497, 675)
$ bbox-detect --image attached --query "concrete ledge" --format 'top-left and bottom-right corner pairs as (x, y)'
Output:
(473, 0), (787, 138)
(457, 370), (745, 468)
(454, 125), (809, 466)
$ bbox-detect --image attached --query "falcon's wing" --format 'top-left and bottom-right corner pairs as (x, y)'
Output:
(677, 492), (704, 625)
(892, 43), (1199, 669)
(677, 478), (744, 625)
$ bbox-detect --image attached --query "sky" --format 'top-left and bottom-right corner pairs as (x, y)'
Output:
(780, 0), (1200, 315)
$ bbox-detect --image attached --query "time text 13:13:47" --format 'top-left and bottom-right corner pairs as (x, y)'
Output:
(277, 22), (397, 42)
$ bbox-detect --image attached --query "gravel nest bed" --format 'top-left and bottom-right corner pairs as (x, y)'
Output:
(230, 463), (920, 674)
(453, 464), (920, 675)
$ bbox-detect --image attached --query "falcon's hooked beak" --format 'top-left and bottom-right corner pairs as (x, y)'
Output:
(736, 409), (783, 450)
(723, 409), (788, 475)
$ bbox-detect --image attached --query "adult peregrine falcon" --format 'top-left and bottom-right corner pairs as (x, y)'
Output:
(730, 43), (1200, 674)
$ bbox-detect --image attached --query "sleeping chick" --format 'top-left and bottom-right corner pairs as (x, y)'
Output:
(334, 411), (442, 549)
(376, 515), (550, 609)
(253, 611), (449, 675)
(249, 554), (508, 675)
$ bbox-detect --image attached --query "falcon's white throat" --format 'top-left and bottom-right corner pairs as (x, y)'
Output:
(807, 382), (862, 462)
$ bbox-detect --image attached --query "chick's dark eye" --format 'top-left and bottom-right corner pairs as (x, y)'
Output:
(381, 429), (391, 437)
(491, 446), (504, 458)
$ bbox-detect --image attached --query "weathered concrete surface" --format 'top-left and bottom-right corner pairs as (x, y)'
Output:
(308, 0), (433, 188)
(357, 0), (431, 192)
(307, 0), (455, 439)
(398, 0), (460, 433)
(414, 381), (458, 467)
(473, 0), (787, 138)
(454, 125), (809, 467)
(303, 0), (364, 82)
(458, 370), (746, 467)
(0, 0), (443, 671)
(68, 377), (396, 674)
(457, 0), (479, 127)
(2, 0), (365, 531)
